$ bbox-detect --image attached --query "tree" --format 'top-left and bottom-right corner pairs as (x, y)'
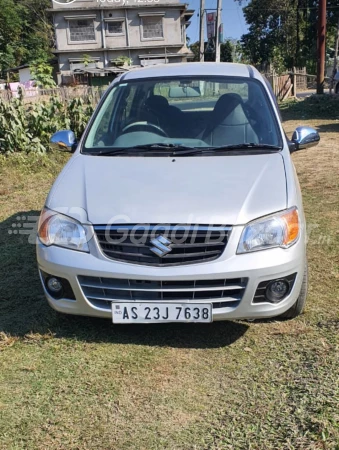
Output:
(237, 0), (300, 69)
(235, 0), (339, 73)
(189, 40), (234, 62)
(0, 0), (24, 74)
(0, 0), (53, 78)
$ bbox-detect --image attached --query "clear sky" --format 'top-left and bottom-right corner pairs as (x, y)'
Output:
(186, 0), (249, 44)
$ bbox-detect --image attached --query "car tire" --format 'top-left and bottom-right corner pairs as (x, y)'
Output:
(277, 262), (308, 320)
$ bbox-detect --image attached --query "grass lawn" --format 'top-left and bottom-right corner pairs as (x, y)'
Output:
(0, 97), (338, 450)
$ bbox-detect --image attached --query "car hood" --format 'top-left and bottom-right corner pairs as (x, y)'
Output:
(46, 153), (287, 225)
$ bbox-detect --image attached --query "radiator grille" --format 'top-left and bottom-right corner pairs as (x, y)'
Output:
(78, 275), (247, 311)
(94, 224), (231, 266)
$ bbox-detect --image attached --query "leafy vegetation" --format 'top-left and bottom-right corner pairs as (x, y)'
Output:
(235, 0), (339, 72)
(0, 0), (53, 78)
(81, 54), (94, 67)
(0, 97), (94, 154)
(189, 40), (234, 62)
(30, 61), (56, 88)
(112, 55), (133, 66)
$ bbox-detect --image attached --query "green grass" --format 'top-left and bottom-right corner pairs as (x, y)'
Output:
(280, 95), (339, 121)
(0, 100), (338, 449)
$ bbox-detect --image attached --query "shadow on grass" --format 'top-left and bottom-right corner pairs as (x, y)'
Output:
(280, 95), (339, 122)
(0, 211), (248, 349)
(315, 123), (339, 134)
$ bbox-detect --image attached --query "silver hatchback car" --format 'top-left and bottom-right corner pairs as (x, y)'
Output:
(37, 63), (320, 324)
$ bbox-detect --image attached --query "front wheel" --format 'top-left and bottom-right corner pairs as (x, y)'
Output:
(277, 262), (308, 320)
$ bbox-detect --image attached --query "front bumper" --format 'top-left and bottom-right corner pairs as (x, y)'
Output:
(36, 226), (306, 321)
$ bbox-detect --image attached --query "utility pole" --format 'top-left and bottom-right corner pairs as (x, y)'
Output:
(296, 0), (301, 62)
(199, 0), (205, 62)
(316, 0), (327, 94)
(330, 17), (339, 93)
(215, 0), (222, 62)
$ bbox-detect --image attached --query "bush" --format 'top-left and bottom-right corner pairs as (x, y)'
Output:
(0, 96), (95, 154)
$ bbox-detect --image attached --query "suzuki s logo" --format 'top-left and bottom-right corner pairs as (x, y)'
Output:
(150, 235), (173, 257)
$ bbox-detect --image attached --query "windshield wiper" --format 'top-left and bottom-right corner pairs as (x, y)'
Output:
(216, 143), (282, 150)
(171, 143), (282, 156)
(91, 143), (281, 156)
(94, 143), (195, 156)
(130, 143), (195, 150)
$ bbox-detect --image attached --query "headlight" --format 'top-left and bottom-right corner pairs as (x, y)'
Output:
(237, 207), (300, 254)
(38, 208), (89, 252)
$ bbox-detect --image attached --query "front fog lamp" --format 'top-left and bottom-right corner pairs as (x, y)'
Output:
(237, 207), (300, 254)
(47, 277), (63, 294)
(38, 208), (89, 252)
(266, 280), (289, 303)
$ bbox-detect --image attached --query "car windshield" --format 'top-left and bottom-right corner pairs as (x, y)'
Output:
(83, 76), (282, 153)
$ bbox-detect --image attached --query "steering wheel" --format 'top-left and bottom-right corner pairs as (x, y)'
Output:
(121, 122), (168, 137)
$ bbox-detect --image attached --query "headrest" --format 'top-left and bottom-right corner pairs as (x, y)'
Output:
(145, 95), (169, 111)
(213, 93), (243, 119)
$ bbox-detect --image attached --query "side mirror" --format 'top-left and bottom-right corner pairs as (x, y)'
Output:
(50, 130), (77, 152)
(290, 126), (320, 152)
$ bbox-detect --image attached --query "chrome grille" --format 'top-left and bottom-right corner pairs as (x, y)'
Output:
(78, 275), (247, 311)
(94, 225), (231, 266)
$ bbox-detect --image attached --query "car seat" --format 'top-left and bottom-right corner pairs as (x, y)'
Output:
(202, 93), (258, 146)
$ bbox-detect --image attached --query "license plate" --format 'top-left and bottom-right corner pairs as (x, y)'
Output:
(112, 303), (212, 324)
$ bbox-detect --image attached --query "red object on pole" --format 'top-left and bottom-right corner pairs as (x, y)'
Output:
(317, 0), (327, 94)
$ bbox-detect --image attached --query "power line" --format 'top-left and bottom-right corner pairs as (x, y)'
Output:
(217, 6), (339, 10)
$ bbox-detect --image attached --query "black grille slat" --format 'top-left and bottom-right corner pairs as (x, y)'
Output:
(100, 249), (221, 259)
(94, 224), (230, 266)
(80, 282), (246, 292)
(99, 249), (158, 259)
(95, 240), (225, 249)
(78, 275), (247, 310)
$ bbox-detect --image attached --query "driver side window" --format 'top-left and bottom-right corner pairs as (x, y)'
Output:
(88, 87), (118, 147)
(123, 85), (138, 122)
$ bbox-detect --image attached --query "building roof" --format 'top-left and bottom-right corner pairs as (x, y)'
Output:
(73, 67), (128, 75)
(183, 9), (194, 18)
(6, 60), (58, 73)
(52, 44), (187, 54)
(47, 3), (190, 12)
(122, 62), (260, 81)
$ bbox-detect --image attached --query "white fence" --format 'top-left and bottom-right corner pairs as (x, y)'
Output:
(0, 86), (106, 104)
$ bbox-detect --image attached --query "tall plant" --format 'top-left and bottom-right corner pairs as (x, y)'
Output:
(0, 95), (94, 154)
(30, 61), (56, 88)
(0, 98), (45, 153)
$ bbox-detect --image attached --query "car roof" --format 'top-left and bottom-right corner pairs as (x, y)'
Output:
(121, 62), (262, 81)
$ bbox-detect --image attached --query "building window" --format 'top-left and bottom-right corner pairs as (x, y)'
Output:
(142, 17), (163, 39)
(107, 21), (124, 35)
(69, 19), (95, 42)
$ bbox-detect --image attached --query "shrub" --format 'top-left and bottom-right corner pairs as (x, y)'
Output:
(0, 98), (45, 154)
(0, 95), (95, 154)
(29, 62), (57, 89)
